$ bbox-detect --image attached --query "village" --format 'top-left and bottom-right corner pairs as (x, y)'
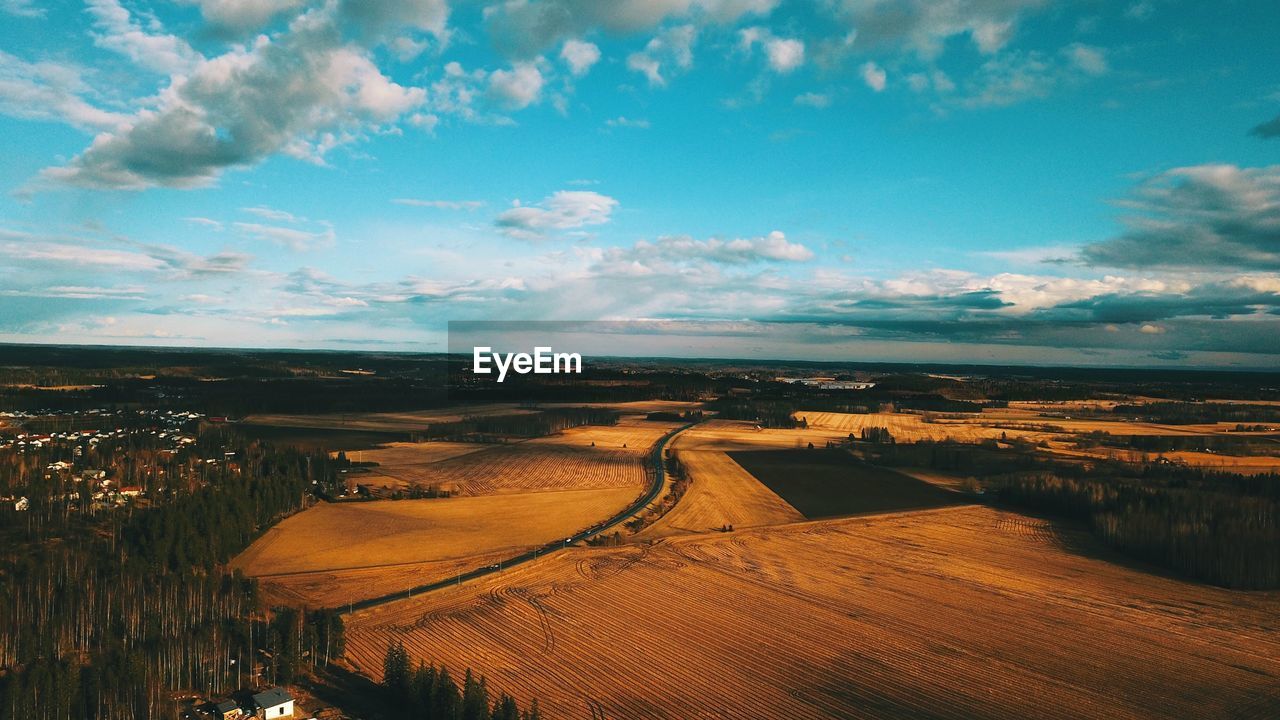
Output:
(0, 408), (240, 513)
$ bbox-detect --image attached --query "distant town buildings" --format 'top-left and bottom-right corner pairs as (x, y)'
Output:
(777, 377), (876, 390)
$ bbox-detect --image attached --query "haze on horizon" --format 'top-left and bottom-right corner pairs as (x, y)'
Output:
(1, 0), (1278, 368)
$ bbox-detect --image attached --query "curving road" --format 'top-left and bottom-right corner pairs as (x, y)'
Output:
(340, 421), (694, 613)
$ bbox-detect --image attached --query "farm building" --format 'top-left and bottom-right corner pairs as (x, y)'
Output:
(251, 687), (293, 718)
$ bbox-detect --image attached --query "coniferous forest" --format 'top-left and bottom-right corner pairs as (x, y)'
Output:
(381, 642), (541, 720)
(0, 433), (346, 719)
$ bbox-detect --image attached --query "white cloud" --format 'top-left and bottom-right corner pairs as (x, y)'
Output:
(86, 0), (202, 75)
(860, 61), (887, 92)
(488, 61), (545, 109)
(794, 92), (830, 108)
(598, 231), (814, 271)
(827, 0), (1045, 59)
(242, 206), (302, 222)
(0, 51), (127, 131)
(496, 190), (618, 238)
(0, 0), (42, 18)
(947, 44), (1109, 109)
(484, 0), (773, 57)
(175, 0), (306, 32)
(1066, 43), (1109, 76)
(40, 8), (428, 190)
(185, 217), (225, 230)
(627, 25), (696, 87)
(605, 116), (650, 128)
(234, 222), (335, 251)
(393, 198), (485, 210)
(738, 28), (804, 74)
(560, 39), (601, 76)
(0, 228), (252, 277)
(764, 37), (805, 73)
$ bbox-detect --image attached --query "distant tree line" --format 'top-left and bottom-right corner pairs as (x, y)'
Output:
(382, 642), (540, 720)
(1114, 402), (1280, 425)
(991, 470), (1279, 589)
(422, 408), (619, 441)
(711, 399), (804, 428)
(1071, 430), (1280, 456)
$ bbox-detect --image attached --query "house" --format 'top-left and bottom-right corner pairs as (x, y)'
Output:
(13, 497), (29, 512)
(213, 698), (243, 720)
(251, 687), (293, 719)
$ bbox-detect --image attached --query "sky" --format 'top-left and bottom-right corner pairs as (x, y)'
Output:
(0, 0), (1278, 367)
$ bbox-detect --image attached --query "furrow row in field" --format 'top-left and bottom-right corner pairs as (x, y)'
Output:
(346, 505), (1280, 720)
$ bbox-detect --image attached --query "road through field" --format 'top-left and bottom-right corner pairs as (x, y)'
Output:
(339, 421), (693, 612)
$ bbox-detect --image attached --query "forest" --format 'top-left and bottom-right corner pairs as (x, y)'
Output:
(0, 434), (346, 719)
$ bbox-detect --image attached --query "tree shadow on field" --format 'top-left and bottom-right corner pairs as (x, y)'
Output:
(304, 663), (395, 719)
(986, 503), (1210, 587)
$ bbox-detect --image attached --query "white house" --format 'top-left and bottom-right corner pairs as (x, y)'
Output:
(14, 497), (29, 511)
(251, 687), (293, 719)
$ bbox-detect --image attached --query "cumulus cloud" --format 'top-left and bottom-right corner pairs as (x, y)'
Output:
(952, 45), (1107, 108)
(627, 25), (697, 87)
(1081, 164), (1280, 270)
(738, 27), (805, 73)
(485, 0), (774, 58)
(40, 6), (428, 190)
(860, 62), (887, 91)
(487, 62), (545, 109)
(764, 37), (805, 73)
(560, 39), (601, 76)
(0, 51), (127, 131)
(827, 0), (1046, 58)
(496, 190), (618, 238)
(176, 0), (307, 33)
(86, 0), (202, 75)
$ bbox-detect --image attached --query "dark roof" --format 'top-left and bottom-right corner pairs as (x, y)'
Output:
(214, 699), (239, 713)
(252, 687), (292, 708)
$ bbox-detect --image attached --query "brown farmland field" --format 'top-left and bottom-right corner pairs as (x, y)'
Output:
(344, 441), (492, 490)
(636, 449), (803, 539)
(419, 444), (646, 496)
(232, 487), (640, 606)
(345, 505), (1280, 720)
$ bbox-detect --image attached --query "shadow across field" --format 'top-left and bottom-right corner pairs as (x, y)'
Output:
(237, 423), (410, 450)
(728, 449), (971, 519)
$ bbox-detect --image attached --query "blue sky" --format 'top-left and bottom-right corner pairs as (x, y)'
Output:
(0, 0), (1278, 366)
